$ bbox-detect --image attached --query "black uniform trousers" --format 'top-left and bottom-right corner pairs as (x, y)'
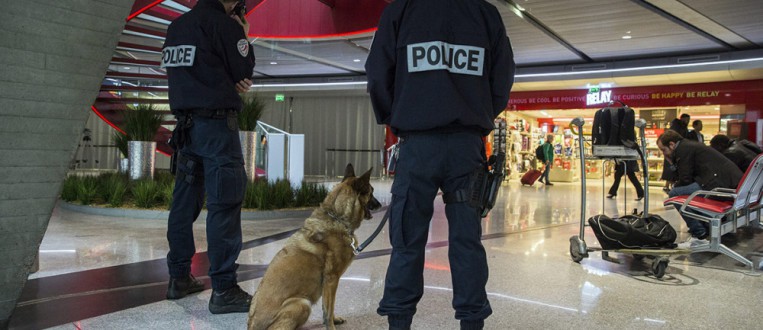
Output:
(378, 131), (492, 324)
(166, 114), (247, 291)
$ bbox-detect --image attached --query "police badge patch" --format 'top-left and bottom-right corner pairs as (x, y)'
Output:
(237, 39), (249, 57)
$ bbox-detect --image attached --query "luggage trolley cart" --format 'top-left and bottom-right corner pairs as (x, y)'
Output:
(568, 117), (689, 278)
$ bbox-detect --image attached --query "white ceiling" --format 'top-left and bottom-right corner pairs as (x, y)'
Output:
(108, 0), (763, 91)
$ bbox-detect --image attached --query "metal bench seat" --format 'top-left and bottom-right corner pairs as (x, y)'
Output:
(664, 154), (763, 274)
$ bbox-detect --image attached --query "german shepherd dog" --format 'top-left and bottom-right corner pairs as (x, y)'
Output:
(247, 164), (382, 330)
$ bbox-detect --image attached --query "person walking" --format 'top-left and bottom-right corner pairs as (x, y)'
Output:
(161, 0), (255, 314)
(606, 160), (644, 201)
(538, 134), (555, 186)
(365, 0), (515, 328)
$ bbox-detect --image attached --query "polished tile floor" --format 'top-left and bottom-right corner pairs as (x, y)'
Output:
(12, 178), (763, 329)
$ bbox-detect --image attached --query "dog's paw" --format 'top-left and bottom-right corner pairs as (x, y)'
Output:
(333, 316), (346, 324)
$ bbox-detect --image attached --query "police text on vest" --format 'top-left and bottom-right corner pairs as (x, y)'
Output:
(407, 41), (484, 76)
(161, 45), (196, 68)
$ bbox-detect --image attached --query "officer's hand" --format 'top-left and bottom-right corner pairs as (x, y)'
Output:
(236, 78), (252, 93)
(232, 14), (250, 37)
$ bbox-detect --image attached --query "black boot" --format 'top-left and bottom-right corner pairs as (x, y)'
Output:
(208, 285), (252, 314)
(388, 315), (413, 330)
(166, 275), (204, 300)
(461, 320), (485, 330)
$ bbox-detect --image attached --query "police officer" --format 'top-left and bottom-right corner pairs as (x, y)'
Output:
(366, 0), (515, 329)
(161, 0), (255, 314)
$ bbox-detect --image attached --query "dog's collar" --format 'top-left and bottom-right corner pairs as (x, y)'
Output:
(326, 210), (358, 253)
(326, 210), (344, 223)
(326, 210), (355, 233)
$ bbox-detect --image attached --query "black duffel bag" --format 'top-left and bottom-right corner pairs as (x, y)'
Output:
(588, 214), (677, 250)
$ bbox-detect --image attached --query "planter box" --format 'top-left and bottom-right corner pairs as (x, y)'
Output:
(128, 141), (156, 180)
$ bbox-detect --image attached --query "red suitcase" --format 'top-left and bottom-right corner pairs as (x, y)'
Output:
(521, 169), (543, 186)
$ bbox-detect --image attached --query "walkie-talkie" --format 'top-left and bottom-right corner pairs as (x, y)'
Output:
(233, 0), (246, 20)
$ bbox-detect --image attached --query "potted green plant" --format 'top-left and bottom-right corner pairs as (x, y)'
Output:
(123, 104), (163, 180)
(239, 94), (265, 182)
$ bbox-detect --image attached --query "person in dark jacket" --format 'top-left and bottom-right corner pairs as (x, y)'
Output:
(669, 113), (690, 138)
(366, 0), (515, 329)
(657, 130), (742, 248)
(709, 135), (759, 172)
(161, 0), (255, 314)
(606, 159), (644, 201)
(686, 120), (704, 144)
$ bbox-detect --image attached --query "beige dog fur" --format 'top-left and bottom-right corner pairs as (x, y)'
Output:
(247, 164), (381, 330)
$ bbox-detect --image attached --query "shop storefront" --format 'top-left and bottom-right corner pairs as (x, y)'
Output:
(494, 79), (763, 183)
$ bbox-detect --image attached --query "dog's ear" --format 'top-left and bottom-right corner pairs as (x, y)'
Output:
(359, 168), (372, 183)
(352, 168), (373, 193)
(342, 163), (356, 182)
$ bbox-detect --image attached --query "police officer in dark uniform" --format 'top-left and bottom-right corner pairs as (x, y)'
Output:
(366, 0), (515, 329)
(161, 0), (255, 314)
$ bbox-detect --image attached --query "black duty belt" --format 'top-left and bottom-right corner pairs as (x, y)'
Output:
(179, 108), (237, 119)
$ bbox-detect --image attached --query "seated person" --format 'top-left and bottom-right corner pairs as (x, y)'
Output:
(656, 130), (743, 248)
(709, 135), (758, 172)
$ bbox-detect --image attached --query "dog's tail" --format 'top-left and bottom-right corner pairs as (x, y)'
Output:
(250, 297), (312, 330)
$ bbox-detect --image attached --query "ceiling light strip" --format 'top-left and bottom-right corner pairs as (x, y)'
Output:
(252, 56), (763, 87)
(247, 52), (763, 88)
(516, 57), (763, 78)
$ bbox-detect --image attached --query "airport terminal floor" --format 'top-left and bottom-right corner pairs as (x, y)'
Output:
(11, 179), (763, 330)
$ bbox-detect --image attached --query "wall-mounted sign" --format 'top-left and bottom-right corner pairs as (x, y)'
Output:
(586, 89), (611, 106)
(506, 80), (754, 111)
(275, 94), (285, 102)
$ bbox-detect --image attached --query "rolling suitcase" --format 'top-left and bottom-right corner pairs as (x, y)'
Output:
(521, 169), (542, 186)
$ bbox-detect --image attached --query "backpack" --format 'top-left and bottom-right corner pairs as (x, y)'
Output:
(738, 139), (763, 155)
(591, 105), (636, 146)
(535, 144), (545, 162)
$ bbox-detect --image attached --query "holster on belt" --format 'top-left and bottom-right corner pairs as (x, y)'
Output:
(442, 152), (506, 218)
(169, 113), (194, 175)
